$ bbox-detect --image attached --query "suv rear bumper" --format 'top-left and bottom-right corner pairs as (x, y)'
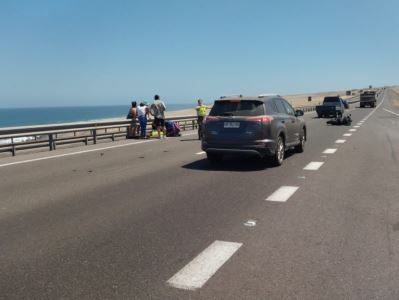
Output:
(202, 139), (276, 158)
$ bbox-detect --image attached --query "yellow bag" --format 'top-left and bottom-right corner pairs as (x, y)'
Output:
(150, 130), (164, 138)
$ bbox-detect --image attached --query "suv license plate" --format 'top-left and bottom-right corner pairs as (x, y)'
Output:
(224, 122), (240, 128)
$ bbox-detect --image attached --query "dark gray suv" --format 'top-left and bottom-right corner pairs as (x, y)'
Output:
(201, 95), (306, 166)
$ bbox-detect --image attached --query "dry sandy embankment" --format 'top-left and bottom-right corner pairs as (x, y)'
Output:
(390, 86), (399, 108)
(285, 90), (351, 107)
(167, 89), (351, 118)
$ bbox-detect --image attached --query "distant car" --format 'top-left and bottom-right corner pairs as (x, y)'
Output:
(201, 95), (307, 166)
(316, 96), (347, 118)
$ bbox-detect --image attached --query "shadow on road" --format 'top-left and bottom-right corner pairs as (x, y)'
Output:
(182, 151), (295, 172)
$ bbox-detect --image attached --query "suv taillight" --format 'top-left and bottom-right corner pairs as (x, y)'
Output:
(203, 116), (219, 124)
(247, 116), (273, 124)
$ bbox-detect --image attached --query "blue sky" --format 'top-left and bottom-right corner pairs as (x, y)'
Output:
(0, 0), (398, 107)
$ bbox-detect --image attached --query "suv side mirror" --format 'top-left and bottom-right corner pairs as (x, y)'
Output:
(295, 110), (304, 117)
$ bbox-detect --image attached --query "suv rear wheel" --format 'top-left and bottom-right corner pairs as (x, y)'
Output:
(271, 136), (285, 166)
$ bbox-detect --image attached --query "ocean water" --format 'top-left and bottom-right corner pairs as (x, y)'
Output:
(0, 104), (194, 129)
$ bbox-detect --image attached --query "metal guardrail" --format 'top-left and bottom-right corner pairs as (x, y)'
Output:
(0, 116), (198, 156)
(296, 105), (317, 113)
(346, 95), (361, 104)
(295, 95), (360, 112)
(0, 95), (366, 157)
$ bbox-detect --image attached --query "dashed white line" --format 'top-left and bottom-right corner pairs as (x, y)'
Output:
(343, 133), (352, 137)
(244, 220), (257, 227)
(167, 240), (242, 290)
(354, 125), (360, 128)
(196, 151), (205, 155)
(349, 129), (357, 132)
(323, 148), (337, 154)
(303, 161), (324, 170)
(335, 139), (346, 144)
(266, 186), (299, 202)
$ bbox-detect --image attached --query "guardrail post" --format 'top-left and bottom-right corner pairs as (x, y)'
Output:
(11, 138), (15, 156)
(93, 129), (97, 144)
(49, 134), (54, 151)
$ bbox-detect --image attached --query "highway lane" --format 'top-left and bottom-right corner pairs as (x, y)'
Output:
(0, 90), (398, 299)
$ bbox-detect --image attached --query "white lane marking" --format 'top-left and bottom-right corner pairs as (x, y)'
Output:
(298, 176), (306, 179)
(321, 155), (327, 158)
(244, 220), (257, 227)
(383, 108), (399, 117)
(354, 125), (360, 128)
(266, 186), (299, 202)
(343, 133), (352, 137)
(303, 161), (324, 170)
(0, 133), (197, 168)
(167, 240), (242, 290)
(361, 96), (385, 121)
(335, 139), (346, 143)
(181, 132), (198, 137)
(323, 148), (337, 154)
(349, 129), (357, 132)
(196, 151), (205, 155)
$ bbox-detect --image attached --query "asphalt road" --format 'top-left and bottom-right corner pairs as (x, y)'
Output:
(0, 89), (398, 299)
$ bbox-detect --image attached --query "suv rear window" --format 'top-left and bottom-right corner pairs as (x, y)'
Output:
(324, 97), (340, 103)
(210, 100), (265, 116)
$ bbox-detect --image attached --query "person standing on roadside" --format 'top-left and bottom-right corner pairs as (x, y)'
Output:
(137, 101), (150, 138)
(150, 95), (166, 139)
(127, 101), (138, 138)
(195, 98), (210, 139)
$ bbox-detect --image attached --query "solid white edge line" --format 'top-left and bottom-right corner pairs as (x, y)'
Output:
(383, 108), (399, 117)
(323, 148), (337, 154)
(266, 186), (299, 202)
(0, 132), (198, 168)
(167, 240), (242, 290)
(303, 161), (324, 170)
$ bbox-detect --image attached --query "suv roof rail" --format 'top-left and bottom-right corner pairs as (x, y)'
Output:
(258, 93), (279, 98)
(220, 94), (243, 99)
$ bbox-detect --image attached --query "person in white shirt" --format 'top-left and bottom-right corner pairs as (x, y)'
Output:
(137, 101), (150, 138)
